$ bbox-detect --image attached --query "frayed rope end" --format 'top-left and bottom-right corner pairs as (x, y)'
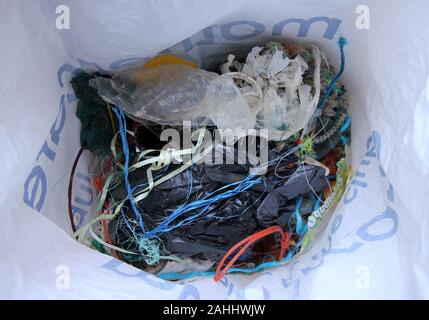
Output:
(338, 36), (348, 47)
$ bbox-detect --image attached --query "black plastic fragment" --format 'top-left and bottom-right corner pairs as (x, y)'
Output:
(256, 165), (329, 226)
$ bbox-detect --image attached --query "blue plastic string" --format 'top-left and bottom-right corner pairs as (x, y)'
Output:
(112, 106), (146, 232)
(311, 192), (321, 211)
(145, 174), (263, 238)
(316, 36), (348, 112)
(158, 251), (295, 280)
(340, 115), (351, 145)
(294, 197), (305, 237)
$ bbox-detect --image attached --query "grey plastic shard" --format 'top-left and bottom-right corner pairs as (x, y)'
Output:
(256, 165), (330, 226)
(161, 258), (214, 274)
(90, 64), (256, 133)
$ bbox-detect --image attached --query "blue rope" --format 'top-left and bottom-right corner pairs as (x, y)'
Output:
(339, 115), (351, 134)
(340, 115), (351, 145)
(294, 197), (305, 237)
(311, 193), (322, 211)
(316, 36), (348, 112)
(112, 106), (146, 232)
(158, 251), (295, 280)
(145, 174), (262, 238)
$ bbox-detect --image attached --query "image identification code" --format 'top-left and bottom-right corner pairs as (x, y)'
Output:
(163, 304), (266, 317)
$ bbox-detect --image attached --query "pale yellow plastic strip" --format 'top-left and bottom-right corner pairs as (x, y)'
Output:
(75, 128), (214, 243)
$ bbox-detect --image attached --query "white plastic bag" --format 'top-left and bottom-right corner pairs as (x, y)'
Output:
(1, 0), (429, 299)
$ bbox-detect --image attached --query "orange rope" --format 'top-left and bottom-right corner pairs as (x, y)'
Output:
(214, 226), (290, 281)
(94, 175), (119, 259)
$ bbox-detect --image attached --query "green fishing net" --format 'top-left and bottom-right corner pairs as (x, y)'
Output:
(70, 72), (116, 155)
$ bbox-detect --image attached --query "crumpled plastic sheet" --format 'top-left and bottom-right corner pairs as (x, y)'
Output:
(90, 64), (256, 133)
